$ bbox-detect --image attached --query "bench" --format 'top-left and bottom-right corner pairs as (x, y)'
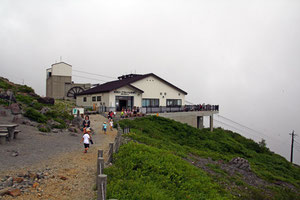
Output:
(0, 129), (21, 140)
(0, 133), (8, 144)
(0, 124), (18, 141)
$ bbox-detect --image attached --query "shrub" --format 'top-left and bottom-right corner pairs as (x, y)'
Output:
(16, 95), (35, 105)
(38, 126), (50, 132)
(0, 79), (13, 90)
(24, 108), (47, 123)
(17, 85), (34, 93)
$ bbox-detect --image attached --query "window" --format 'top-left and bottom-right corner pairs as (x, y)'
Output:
(142, 99), (159, 107)
(92, 96), (96, 102)
(83, 97), (87, 102)
(97, 96), (101, 101)
(166, 99), (182, 107)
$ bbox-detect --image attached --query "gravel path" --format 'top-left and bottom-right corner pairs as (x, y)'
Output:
(0, 113), (117, 199)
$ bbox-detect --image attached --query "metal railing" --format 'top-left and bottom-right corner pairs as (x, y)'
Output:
(98, 104), (219, 114)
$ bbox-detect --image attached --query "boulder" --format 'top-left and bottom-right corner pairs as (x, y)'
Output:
(12, 114), (24, 124)
(72, 116), (83, 128)
(8, 188), (21, 197)
(0, 188), (10, 196)
(0, 110), (7, 117)
(37, 97), (54, 105)
(0, 90), (16, 103)
(47, 119), (60, 128)
(10, 103), (21, 115)
(229, 157), (251, 171)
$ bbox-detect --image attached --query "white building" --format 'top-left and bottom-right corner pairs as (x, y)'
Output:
(76, 73), (187, 111)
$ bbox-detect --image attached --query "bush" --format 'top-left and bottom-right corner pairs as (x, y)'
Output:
(17, 85), (34, 93)
(38, 126), (50, 132)
(0, 79), (13, 90)
(16, 95), (36, 105)
(24, 108), (47, 123)
(0, 99), (9, 106)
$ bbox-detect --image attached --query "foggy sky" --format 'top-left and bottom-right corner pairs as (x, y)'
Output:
(1, 0), (300, 164)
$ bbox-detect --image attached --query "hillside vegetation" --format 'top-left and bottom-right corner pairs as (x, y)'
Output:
(104, 116), (300, 200)
(0, 77), (74, 131)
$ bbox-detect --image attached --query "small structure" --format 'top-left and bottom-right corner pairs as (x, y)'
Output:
(46, 62), (91, 100)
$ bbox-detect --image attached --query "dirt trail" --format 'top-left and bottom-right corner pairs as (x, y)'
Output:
(2, 114), (116, 200)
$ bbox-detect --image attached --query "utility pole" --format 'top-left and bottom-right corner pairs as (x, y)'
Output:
(289, 130), (297, 163)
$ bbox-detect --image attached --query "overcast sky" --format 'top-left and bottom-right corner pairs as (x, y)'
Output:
(1, 0), (300, 164)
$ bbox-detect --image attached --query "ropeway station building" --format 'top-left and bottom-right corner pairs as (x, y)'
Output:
(76, 73), (219, 131)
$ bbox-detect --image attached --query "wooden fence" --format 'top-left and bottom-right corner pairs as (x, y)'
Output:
(96, 125), (130, 200)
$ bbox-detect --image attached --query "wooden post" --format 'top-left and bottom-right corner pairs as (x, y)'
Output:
(98, 149), (104, 158)
(97, 174), (107, 200)
(97, 157), (105, 175)
(108, 143), (114, 163)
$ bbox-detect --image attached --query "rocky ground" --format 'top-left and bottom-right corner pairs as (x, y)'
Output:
(0, 111), (116, 199)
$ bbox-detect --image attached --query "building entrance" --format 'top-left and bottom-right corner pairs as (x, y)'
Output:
(115, 96), (134, 111)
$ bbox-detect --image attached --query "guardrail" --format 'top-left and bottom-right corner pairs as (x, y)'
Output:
(96, 125), (130, 200)
(98, 105), (219, 114)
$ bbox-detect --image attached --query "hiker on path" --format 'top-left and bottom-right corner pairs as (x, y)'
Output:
(109, 119), (114, 131)
(83, 115), (90, 128)
(102, 122), (107, 134)
(80, 131), (90, 153)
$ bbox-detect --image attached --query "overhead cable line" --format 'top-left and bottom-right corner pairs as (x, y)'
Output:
(73, 69), (115, 79)
(72, 75), (107, 82)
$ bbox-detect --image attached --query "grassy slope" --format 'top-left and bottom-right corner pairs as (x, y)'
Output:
(104, 116), (300, 199)
(0, 77), (74, 130)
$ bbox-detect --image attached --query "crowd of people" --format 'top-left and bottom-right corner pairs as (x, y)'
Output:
(184, 104), (219, 112)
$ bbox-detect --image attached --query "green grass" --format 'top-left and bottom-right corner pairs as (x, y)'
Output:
(105, 142), (232, 200)
(110, 116), (300, 199)
(119, 116), (300, 187)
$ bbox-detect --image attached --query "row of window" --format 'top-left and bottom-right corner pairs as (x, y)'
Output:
(83, 96), (101, 102)
(142, 99), (182, 107)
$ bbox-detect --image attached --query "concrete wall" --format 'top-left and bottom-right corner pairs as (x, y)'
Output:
(46, 76), (72, 99)
(131, 75), (185, 106)
(51, 62), (72, 76)
(76, 93), (110, 107)
(156, 111), (218, 129)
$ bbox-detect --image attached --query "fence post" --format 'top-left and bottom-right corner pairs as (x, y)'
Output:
(97, 157), (105, 188)
(97, 174), (107, 200)
(108, 143), (114, 163)
(98, 149), (104, 158)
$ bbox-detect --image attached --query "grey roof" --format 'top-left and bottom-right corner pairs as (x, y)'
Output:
(77, 73), (188, 96)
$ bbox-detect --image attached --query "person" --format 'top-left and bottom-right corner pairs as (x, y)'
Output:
(121, 110), (124, 118)
(102, 122), (107, 134)
(80, 131), (90, 153)
(85, 127), (93, 144)
(109, 119), (114, 131)
(82, 115), (90, 128)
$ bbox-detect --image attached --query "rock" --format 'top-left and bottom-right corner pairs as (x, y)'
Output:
(37, 97), (55, 105)
(47, 119), (60, 128)
(3, 177), (13, 187)
(10, 103), (22, 115)
(0, 188), (10, 196)
(11, 151), (19, 157)
(40, 107), (50, 114)
(8, 188), (21, 197)
(72, 116), (83, 128)
(28, 172), (37, 180)
(0, 90), (16, 102)
(13, 177), (23, 183)
(59, 176), (67, 181)
(0, 110), (7, 117)
(229, 157), (251, 171)
(32, 182), (39, 189)
(12, 114), (24, 124)
(52, 129), (59, 133)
